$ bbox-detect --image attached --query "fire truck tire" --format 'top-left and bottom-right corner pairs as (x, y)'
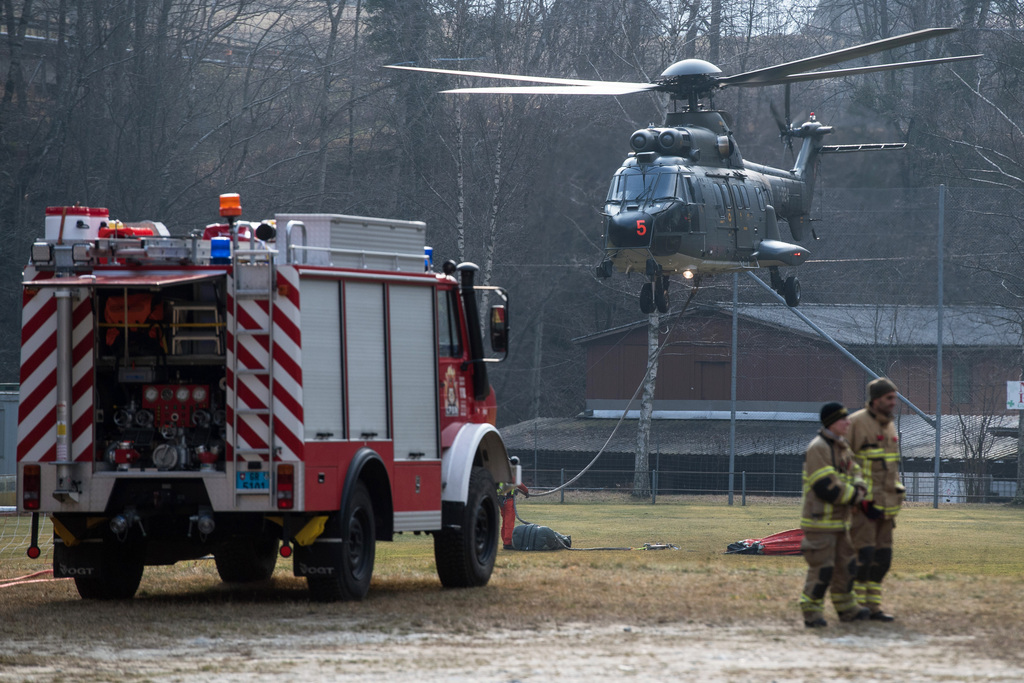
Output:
(308, 482), (376, 602)
(214, 533), (279, 583)
(434, 466), (499, 588)
(73, 542), (145, 600)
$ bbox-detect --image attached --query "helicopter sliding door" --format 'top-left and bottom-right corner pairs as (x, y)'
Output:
(705, 178), (755, 260)
(726, 181), (755, 256)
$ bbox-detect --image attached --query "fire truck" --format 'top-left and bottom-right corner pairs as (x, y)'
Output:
(16, 194), (515, 602)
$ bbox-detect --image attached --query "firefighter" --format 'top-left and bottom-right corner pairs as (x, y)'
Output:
(799, 401), (869, 628)
(848, 377), (905, 622)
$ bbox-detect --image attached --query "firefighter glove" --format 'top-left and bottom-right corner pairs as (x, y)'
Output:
(860, 500), (884, 520)
(852, 484), (867, 506)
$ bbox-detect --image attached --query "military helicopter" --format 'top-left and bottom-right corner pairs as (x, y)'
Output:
(386, 28), (980, 311)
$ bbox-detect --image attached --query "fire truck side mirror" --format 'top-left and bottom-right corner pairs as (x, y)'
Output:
(489, 305), (508, 355)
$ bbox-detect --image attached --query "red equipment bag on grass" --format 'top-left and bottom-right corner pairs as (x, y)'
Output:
(725, 528), (803, 555)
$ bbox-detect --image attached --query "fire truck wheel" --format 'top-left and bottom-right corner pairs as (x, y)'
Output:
(308, 482), (376, 602)
(434, 466), (499, 588)
(73, 542), (145, 600)
(214, 533), (279, 583)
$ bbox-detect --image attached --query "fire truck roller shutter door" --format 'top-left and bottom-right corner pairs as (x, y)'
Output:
(300, 279), (344, 439)
(345, 282), (388, 439)
(389, 285), (438, 461)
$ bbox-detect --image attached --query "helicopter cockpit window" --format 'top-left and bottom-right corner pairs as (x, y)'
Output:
(607, 169), (682, 203)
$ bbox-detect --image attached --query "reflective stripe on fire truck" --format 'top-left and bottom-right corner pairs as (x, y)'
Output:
(17, 272), (94, 464)
(225, 267), (303, 463)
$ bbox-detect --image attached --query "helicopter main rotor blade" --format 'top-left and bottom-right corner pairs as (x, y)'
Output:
(729, 53), (983, 87)
(441, 83), (659, 95)
(384, 64), (651, 90)
(719, 27), (960, 87)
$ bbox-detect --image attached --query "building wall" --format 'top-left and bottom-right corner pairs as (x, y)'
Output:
(584, 311), (1018, 415)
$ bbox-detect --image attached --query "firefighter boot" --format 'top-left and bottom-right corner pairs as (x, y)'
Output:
(866, 580), (895, 622)
(833, 591), (869, 622)
(800, 593), (827, 627)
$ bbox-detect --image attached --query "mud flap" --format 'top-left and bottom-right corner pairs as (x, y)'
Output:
(53, 538), (105, 579)
(291, 538), (343, 578)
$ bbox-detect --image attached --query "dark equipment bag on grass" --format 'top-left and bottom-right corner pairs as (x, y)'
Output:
(511, 523), (571, 551)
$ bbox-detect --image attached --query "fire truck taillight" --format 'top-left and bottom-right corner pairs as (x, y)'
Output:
(276, 464), (294, 510)
(219, 193), (242, 218)
(23, 465), (41, 511)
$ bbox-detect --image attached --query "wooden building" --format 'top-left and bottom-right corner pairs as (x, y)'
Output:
(578, 303), (1022, 417)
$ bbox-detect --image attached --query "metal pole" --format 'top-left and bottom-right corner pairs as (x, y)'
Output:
(533, 421), (538, 488)
(741, 470), (746, 506)
(729, 273), (738, 505)
(934, 185), (945, 509)
(560, 468), (564, 504)
(652, 470), (658, 505)
(745, 272), (934, 426)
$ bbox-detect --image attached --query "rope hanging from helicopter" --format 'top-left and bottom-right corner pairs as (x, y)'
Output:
(527, 274), (703, 498)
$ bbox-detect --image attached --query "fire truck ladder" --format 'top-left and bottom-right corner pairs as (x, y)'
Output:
(229, 242), (278, 505)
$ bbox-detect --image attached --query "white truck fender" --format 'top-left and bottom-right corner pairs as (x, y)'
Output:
(441, 423), (513, 504)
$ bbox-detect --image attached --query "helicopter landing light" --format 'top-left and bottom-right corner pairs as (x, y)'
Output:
(683, 270), (695, 280)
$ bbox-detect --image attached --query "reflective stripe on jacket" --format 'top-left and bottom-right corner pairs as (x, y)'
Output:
(848, 406), (903, 518)
(800, 430), (864, 532)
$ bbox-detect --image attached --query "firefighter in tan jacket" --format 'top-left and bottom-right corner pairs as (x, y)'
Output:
(848, 377), (905, 622)
(799, 402), (869, 627)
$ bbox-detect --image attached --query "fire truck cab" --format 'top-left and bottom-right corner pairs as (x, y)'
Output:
(16, 195), (516, 601)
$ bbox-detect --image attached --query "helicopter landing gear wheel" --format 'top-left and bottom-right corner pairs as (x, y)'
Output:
(639, 282), (655, 314)
(654, 276), (669, 313)
(783, 275), (801, 307)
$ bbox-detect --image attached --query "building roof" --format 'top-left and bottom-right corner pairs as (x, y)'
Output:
(501, 413), (1020, 462)
(573, 303), (1023, 348)
(732, 303), (1022, 348)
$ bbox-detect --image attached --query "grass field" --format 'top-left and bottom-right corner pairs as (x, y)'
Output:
(1, 496), (1023, 681)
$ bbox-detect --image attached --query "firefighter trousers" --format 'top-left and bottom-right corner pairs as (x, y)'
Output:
(850, 514), (895, 613)
(799, 529), (859, 619)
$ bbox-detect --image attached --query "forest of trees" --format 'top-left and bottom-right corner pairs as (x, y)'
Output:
(2, 0), (1024, 427)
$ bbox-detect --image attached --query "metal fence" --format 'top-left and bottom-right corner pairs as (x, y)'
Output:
(520, 468), (1011, 505)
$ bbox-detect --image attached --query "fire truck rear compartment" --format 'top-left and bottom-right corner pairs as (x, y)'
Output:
(94, 277), (229, 474)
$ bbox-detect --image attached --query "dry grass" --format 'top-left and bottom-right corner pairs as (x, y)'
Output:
(1, 498), (1023, 672)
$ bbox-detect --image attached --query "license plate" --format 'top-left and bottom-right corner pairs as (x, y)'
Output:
(237, 471), (269, 490)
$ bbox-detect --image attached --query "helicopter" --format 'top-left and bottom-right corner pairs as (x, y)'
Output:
(386, 28), (980, 311)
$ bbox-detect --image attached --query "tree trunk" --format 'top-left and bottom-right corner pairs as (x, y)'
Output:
(634, 310), (659, 498)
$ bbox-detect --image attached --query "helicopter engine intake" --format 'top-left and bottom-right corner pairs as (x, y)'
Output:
(630, 127), (693, 157)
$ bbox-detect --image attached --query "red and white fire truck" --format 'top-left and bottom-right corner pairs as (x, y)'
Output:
(16, 194), (516, 601)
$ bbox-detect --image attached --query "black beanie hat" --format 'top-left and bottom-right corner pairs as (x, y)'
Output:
(820, 402), (848, 427)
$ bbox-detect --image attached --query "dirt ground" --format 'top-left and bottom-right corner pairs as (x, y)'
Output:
(2, 593), (1023, 682)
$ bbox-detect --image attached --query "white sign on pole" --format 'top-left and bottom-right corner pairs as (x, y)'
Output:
(1007, 381), (1024, 410)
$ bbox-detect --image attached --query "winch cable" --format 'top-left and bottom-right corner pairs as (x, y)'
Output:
(507, 278), (700, 551)
(527, 276), (702, 499)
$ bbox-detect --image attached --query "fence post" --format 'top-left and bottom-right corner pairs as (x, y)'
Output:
(742, 471), (746, 507)
(652, 470), (658, 505)
(560, 468), (564, 504)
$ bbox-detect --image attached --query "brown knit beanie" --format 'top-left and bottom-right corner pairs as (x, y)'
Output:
(869, 377), (898, 401)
